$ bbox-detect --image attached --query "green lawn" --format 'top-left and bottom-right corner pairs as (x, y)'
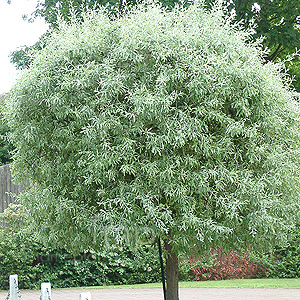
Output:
(78, 278), (300, 290)
(1, 278), (300, 292)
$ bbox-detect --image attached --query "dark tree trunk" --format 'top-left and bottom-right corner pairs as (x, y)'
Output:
(164, 238), (179, 300)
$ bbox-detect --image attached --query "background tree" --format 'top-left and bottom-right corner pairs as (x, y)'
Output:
(0, 94), (13, 165)
(6, 3), (300, 300)
(204, 0), (300, 90)
(205, 0), (300, 60)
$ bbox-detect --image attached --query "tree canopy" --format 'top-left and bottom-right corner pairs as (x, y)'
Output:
(7, 0), (300, 252)
(6, 2), (300, 299)
(208, 0), (300, 92)
(10, 0), (300, 92)
(205, 0), (300, 61)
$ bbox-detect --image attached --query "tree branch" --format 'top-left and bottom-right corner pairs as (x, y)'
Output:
(268, 44), (284, 62)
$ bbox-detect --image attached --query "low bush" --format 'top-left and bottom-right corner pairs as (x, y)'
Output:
(188, 227), (300, 282)
(0, 204), (162, 289)
(0, 228), (162, 290)
(267, 226), (300, 278)
(190, 248), (267, 281)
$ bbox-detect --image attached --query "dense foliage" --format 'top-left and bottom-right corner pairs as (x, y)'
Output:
(205, 0), (300, 62)
(0, 205), (162, 290)
(267, 226), (300, 278)
(210, 0), (300, 92)
(188, 227), (300, 281)
(7, 1), (300, 254)
(1, 204), (300, 290)
(11, 1), (300, 92)
(31, 0), (179, 26)
(0, 233), (162, 290)
(11, 0), (179, 70)
(0, 94), (13, 165)
(190, 249), (267, 281)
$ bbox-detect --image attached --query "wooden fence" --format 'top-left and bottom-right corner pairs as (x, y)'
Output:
(0, 164), (25, 213)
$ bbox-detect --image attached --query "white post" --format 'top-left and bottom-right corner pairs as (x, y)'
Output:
(41, 282), (52, 300)
(79, 292), (91, 300)
(9, 274), (18, 300)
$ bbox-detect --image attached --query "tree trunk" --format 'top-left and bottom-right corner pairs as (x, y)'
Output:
(164, 238), (179, 300)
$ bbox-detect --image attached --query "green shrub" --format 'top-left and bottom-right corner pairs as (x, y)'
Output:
(0, 93), (13, 165)
(36, 245), (162, 288)
(0, 226), (162, 289)
(0, 230), (44, 289)
(0, 204), (162, 289)
(267, 226), (300, 278)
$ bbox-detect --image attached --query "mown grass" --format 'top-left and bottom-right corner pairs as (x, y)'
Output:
(2, 278), (299, 292)
(77, 278), (300, 289)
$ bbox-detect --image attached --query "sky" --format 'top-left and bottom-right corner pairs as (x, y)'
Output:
(0, 0), (48, 94)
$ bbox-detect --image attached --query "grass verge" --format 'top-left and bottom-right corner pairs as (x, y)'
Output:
(77, 278), (300, 289)
(2, 278), (299, 292)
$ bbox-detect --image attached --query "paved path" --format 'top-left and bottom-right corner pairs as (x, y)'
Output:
(1, 288), (300, 300)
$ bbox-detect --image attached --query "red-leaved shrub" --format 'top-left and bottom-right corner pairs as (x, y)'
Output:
(191, 248), (267, 281)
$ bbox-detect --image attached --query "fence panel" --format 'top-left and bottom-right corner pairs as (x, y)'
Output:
(0, 164), (26, 214)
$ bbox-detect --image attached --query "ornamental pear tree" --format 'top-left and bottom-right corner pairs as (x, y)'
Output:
(6, 2), (300, 300)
